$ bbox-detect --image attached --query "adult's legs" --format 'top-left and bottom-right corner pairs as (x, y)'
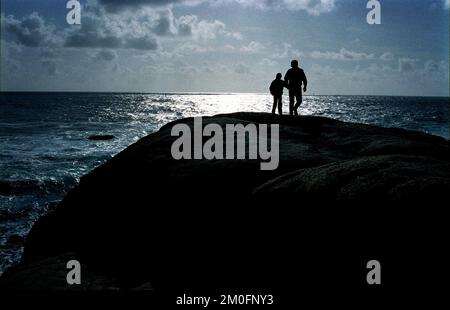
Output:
(294, 92), (302, 116)
(289, 94), (295, 115)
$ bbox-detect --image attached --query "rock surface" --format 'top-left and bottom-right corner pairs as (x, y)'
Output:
(1, 112), (449, 290)
(0, 253), (121, 290)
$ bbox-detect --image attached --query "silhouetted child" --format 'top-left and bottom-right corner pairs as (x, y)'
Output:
(269, 73), (284, 115)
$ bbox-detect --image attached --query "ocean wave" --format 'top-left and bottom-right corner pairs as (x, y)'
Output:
(151, 97), (175, 103)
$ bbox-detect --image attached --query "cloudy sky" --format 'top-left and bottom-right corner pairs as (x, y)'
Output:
(1, 0), (449, 95)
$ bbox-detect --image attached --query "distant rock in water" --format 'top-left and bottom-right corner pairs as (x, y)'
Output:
(1, 112), (449, 291)
(87, 134), (115, 141)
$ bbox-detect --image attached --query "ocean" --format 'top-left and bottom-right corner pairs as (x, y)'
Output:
(0, 92), (449, 273)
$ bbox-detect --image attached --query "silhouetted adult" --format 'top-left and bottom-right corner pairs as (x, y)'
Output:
(285, 60), (307, 116)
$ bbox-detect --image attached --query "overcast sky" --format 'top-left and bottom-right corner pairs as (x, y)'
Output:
(1, 0), (449, 95)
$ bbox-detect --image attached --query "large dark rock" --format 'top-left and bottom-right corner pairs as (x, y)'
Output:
(2, 112), (449, 291)
(254, 155), (450, 200)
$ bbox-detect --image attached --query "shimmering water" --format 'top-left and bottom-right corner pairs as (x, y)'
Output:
(0, 92), (448, 273)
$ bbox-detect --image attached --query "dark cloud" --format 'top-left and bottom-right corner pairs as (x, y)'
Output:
(63, 11), (159, 50)
(65, 34), (123, 49)
(65, 33), (158, 50)
(98, 0), (189, 12)
(3, 5), (237, 53)
(152, 10), (177, 36)
(62, 5), (234, 50)
(1, 12), (58, 47)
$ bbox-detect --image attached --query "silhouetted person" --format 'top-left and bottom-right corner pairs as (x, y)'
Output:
(269, 73), (284, 115)
(285, 60), (307, 116)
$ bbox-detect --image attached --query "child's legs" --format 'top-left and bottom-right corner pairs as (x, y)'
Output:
(272, 96), (277, 113)
(277, 96), (282, 114)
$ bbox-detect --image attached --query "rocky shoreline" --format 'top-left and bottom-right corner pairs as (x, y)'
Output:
(1, 112), (449, 290)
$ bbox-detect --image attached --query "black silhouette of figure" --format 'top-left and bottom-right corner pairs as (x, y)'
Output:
(269, 73), (284, 115)
(285, 60), (307, 116)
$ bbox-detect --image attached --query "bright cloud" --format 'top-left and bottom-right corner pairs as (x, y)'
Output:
(98, 0), (338, 15)
(311, 48), (375, 61)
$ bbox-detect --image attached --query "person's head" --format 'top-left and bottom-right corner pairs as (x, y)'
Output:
(276, 73), (282, 80)
(291, 60), (299, 68)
